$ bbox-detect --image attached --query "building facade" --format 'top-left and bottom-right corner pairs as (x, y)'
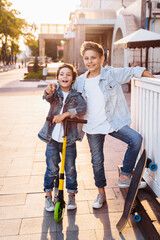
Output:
(39, 0), (160, 73)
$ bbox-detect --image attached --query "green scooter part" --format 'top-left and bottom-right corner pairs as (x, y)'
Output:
(54, 200), (65, 223)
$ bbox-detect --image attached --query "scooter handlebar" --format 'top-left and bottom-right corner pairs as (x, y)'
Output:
(64, 118), (87, 124)
(46, 117), (87, 124)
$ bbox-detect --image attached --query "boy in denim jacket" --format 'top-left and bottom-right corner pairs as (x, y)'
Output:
(38, 63), (86, 211)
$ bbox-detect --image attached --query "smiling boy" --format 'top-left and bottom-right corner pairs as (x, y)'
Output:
(38, 63), (86, 212)
(73, 41), (154, 208)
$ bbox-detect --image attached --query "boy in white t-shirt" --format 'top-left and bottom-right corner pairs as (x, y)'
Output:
(38, 64), (86, 212)
(75, 41), (154, 209)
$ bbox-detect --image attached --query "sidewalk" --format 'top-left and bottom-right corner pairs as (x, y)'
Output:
(0, 83), (145, 239)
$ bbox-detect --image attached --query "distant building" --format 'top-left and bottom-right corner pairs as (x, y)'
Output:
(39, 0), (160, 73)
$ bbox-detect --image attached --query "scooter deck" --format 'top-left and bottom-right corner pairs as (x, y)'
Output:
(116, 149), (147, 232)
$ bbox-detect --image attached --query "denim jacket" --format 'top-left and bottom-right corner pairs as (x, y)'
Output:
(73, 66), (145, 131)
(38, 87), (87, 145)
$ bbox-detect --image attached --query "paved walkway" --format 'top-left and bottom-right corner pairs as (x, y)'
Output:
(0, 78), (145, 239)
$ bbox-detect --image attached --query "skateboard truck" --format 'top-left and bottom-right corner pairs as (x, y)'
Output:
(147, 158), (158, 171)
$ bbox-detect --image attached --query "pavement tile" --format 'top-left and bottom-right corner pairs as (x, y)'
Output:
(29, 175), (44, 185)
(34, 155), (45, 162)
(20, 217), (57, 235)
(77, 165), (94, 180)
(0, 154), (13, 164)
(88, 199), (124, 214)
(58, 212), (124, 232)
(76, 188), (116, 201)
(113, 187), (125, 199)
(105, 170), (119, 179)
(57, 230), (97, 240)
(0, 233), (57, 240)
(0, 181), (43, 194)
(0, 178), (4, 185)
(83, 178), (95, 189)
(31, 162), (45, 175)
(0, 164), (10, 177)
(65, 201), (90, 216)
(0, 193), (26, 206)
(95, 228), (145, 240)
(7, 161), (33, 177)
(0, 219), (21, 237)
(0, 205), (25, 219)
(3, 176), (30, 185)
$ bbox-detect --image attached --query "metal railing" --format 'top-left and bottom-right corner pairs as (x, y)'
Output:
(131, 76), (160, 197)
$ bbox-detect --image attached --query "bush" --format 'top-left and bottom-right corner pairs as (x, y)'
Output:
(24, 70), (43, 80)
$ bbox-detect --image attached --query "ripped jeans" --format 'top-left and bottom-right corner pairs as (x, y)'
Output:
(44, 139), (77, 193)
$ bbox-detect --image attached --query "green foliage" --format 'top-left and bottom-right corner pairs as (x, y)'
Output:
(0, 0), (28, 39)
(33, 56), (39, 72)
(24, 35), (39, 56)
(0, 0), (29, 64)
(24, 71), (43, 80)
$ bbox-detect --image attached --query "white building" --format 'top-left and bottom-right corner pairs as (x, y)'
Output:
(64, 0), (160, 73)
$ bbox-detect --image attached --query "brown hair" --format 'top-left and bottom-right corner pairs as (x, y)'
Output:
(80, 41), (104, 57)
(56, 63), (78, 82)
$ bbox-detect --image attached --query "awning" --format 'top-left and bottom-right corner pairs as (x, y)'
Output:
(114, 29), (160, 49)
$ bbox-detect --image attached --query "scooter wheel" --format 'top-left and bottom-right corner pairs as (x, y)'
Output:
(54, 201), (64, 223)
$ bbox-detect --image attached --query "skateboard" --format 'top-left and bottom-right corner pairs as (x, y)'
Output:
(116, 149), (147, 232)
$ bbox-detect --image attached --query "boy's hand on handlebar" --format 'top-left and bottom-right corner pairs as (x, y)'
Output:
(45, 83), (57, 95)
(52, 112), (71, 123)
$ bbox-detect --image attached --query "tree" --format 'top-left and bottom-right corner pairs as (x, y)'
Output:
(33, 56), (39, 72)
(0, 0), (29, 64)
(24, 35), (39, 56)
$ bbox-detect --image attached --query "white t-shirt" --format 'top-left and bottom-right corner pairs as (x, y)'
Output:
(52, 91), (69, 142)
(82, 74), (114, 134)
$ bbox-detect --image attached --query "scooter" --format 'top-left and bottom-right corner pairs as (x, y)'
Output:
(54, 118), (87, 223)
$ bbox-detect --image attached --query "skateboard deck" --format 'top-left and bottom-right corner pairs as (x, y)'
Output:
(116, 149), (147, 232)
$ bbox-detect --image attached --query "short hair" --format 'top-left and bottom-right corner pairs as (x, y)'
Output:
(56, 63), (77, 82)
(80, 41), (104, 57)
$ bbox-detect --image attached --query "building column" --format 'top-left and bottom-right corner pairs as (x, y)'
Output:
(75, 24), (86, 74)
(39, 38), (45, 57)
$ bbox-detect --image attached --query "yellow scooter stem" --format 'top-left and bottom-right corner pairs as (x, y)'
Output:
(58, 136), (67, 191)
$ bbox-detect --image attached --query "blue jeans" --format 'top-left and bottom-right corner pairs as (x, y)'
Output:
(44, 139), (77, 193)
(87, 125), (142, 188)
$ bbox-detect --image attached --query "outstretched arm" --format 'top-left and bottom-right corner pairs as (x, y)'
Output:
(43, 83), (57, 103)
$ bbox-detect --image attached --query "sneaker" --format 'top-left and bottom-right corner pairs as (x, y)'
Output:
(92, 193), (106, 209)
(45, 196), (55, 212)
(118, 178), (147, 189)
(67, 194), (77, 210)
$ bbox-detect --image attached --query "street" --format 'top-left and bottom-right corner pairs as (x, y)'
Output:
(0, 68), (26, 88)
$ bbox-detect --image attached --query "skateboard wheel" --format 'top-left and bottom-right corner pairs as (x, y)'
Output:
(147, 158), (158, 171)
(149, 163), (158, 171)
(133, 213), (141, 222)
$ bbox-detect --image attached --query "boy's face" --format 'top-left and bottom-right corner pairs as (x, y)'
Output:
(57, 67), (73, 92)
(83, 50), (104, 74)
